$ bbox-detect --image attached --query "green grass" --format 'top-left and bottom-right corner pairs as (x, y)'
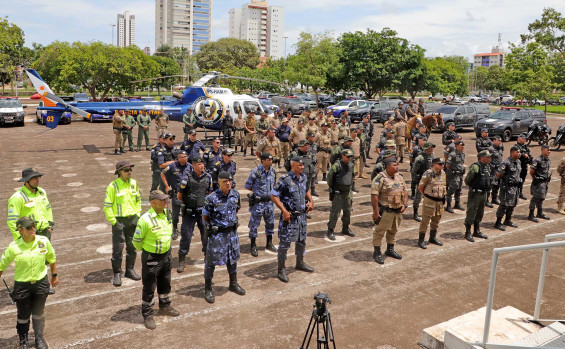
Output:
(531, 105), (565, 115)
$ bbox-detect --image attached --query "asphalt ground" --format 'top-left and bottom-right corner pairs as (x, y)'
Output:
(0, 110), (564, 348)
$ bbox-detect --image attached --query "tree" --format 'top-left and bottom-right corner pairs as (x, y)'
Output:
(0, 17), (25, 93)
(148, 55), (182, 90)
(194, 38), (260, 72)
(396, 44), (426, 99)
(424, 57), (468, 96)
(484, 65), (507, 92)
(468, 66), (489, 93)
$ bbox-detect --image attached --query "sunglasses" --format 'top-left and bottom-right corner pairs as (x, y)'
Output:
(225, 154), (233, 157)
(20, 225), (35, 231)
(122, 168), (133, 173)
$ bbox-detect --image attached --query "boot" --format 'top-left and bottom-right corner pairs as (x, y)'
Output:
(243, 149), (247, 157)
(112, 273), (122, 287)
(326, 228), (336, 241)
(503, 218), (518, 228)
(373, 246), (384, 264)
(265, 235), (277, 252)
(558, 203), (565, 215)
(528, 209), (539, 222)
(473, 224), (488, 239)
(114, 149), (120, 155)
(384, 244), (402, 259)
(464, 224), (475, 242)
(296, 254), (314, 272)
(33, 318), (48, 349)
(352, 185), (359, 193)
(445, 198), (454, 213)
(228, 273), (246, 295)
(519, 192), (527, 200)
(314, 177), (319, 184)
(120, 147), (127, 154)
(536, 208), (550, 220)
(429, 230), (443, 246)
(177, 254), (186, 273)
(250, 237), (258, 257)
(341, 225), (355, 237)
(399, 157), (404, 163)
(454, 200), (464, 211)
(158, 305), (180, 317)
(418, 232), (427, 249)
(322, 173), (327, 182)
(413, 206), (422, 222)
(124, 269), (141, 281)
(278, 259), (288, 283)
(172, 228), (179, 240)
(136, 148), (140, 152)
(311, 189), (319, 197)
(204, 278), (215, 303)
(491, 190), (500, 205)
(17, 321), (29, 349)
(494, 217), (506, 231)
(144, 315), (157, 330)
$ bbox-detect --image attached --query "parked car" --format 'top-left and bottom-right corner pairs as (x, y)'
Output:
(532, 98), (545, 106)
(258, 98), (280, 115)
(474, 107), (546, 142)
(293, 96), (317, 110)
(435, 103), (491, 131)
(318, 96), (336, 108)
(463, 95), (482, 103)
(270, 96), (305, 115)
(348, 101), (375, 122)
(36, 100), (72, 125)
(326, 99), (368, 117)
(500, 95), (514, 103)
(369, 100), (402, 123)
(73, 93), (90, 103)
(0, 98), (26, 126)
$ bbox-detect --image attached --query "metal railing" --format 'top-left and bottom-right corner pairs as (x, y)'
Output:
(482, 239), (565, 348)
(534, 232), (565, 321)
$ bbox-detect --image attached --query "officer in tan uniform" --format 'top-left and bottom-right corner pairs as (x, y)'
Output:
(350, 128), (367, 179)
(256, 127), (282, 167)
(329, 120), (340, 152)
(371, 159), (407, 264)
(406, 100), (418, 119)
(289, 120), (307, 150)
(233, 112), (245, 153)
(305, 116), (319, 136)
(393, 118), (407, 163)
(417, 157), (446, 249)
(243, 111), (257, 157)
(315, 111), (326, 127)
(113, 110), (126, 155)
(154, 110), (169, 137)
(316, 123), (332, 182)
(337, 117), (350, 141)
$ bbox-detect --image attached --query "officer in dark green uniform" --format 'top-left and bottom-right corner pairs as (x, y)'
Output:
(137, 109), (152, 151)
(330, 137), (353, 165)
(515, 134), (532, 200)
(528, 145), (551, 222)
(326, 149), (356, 240)
(371, 149), (396, 180)
(182, 106), (195, 141)
(494, 146), (522, 230)
(122, 110), (137, 152)
(445, 140), (466, 213)
(463, 150), (492, 242)
(411, 142), (435, 221)
(487, 136), (504, 206)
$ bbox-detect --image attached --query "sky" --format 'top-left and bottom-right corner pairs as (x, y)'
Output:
(3, 0), (563, 61)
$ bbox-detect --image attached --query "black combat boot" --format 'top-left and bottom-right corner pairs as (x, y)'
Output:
(278, 259), (288, 283)
(473, 224), (488, 239)
(265, 235), (277, 252)
(464, 225), (475, 242)
(326, 228), (336, 241)
(112, 273), (122, 287)
(243, 149), (247, 157)
(172, 228), (178, 240)
(311, 188), (319, 197)
(204, 278), (214, 303)
(228, 273), (246, 295)
(120, 147), (127, 154)
(445, 197), (454, 213)
(322, 173), (327, 182)
(418, 232), (427, 249)
(177, 254), (186, 273)
(352, 185), (359, 193)
(17, 321), (29, 349)
(454, 200), (464, 210)
(485, 192), (493, 208)
(528, 209), (539, 222)
(114, 149), (120, 155)
(373, 246), (384, 265)
(124, 269), (141, 281)
(429, 230), (443, 246)
(33, 317), (48, 349)
(413, 206), (422, 222)
(384, 243), (402, 260)
(250, 237), (258, 257)
(296, 254), (314, 272)
(494, 217), (506, 231)
(341, 225), (355, 237)
(519, 191), (527, 200)
(503, 217), (518, 228)
(399, 157), (404, 163)
(537, 208), (550, 220)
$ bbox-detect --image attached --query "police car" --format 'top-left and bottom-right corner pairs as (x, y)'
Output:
(0, 97), (26, 126)
(325, 99), (368, 118)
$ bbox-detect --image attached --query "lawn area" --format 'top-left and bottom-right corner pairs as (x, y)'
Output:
(532, 105), (565, 115)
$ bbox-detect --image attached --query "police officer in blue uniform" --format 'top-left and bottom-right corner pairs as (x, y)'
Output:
(150, 134), (166, 191)
(180, 129), (206, 161)
(245, 152), (278, 257)
(271, 157), (315, 283)
(176, 156), (213, 273)
(156, 133), (178, 192)
(202, 171), (245, 303)
(212, 148), (237, 190)
(203, 137), (223, 172)
(161, 150), (190, 240)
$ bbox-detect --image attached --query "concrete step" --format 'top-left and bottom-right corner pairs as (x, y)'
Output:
(543, 332), (565, 347)
(512, 322), (565, 347)
(421, 307), (490, 349)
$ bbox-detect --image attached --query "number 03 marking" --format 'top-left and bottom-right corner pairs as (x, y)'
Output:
(46, 115), (54, 122)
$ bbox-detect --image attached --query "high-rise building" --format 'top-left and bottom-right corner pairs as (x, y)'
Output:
(143, 47), (151, 55)
(229, 1), (284, 59)
(474, 46), (505, 68)
(117, 11), (136, 47)
(155, 0), (213, 54)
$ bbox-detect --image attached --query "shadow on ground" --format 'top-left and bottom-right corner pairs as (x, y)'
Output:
(343, 250), (373, 263)
(84, 269), (114, 283)
(110, 305), (144, 324)
(176, 284), (229, 300)
(243, 261), (297, 281)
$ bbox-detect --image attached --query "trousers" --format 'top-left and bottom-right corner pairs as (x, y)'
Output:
(327, 191), (352, 231)
(14, 276), (49, 334)
(111, 215), (138, 274)
(179, 212), (205, 255)
(113, 129), (123, 150)
(277, 238), (306, 261)
(141, 249), (172, 317)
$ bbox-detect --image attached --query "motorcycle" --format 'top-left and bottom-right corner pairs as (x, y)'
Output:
(525, 122), (551, 146)
(549, 123), (565, 150)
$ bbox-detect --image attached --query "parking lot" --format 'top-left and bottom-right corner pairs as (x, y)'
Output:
(0, 111), (564, 348)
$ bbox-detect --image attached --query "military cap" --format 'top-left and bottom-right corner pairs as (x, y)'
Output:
(309, 116), (316, 120)
(510, 145), (521, 152)
(432, 157), (445, 164)
(423, 142), (436, 150)
(321, 123), (329, 127)
(349, 127), (356, 132)
(385, 140), (396, 148)
(384, 157), (398, 166)
(248, 110), (255, 114)
(149, 190), (169, 201)
(398, 101), (404, 105)
(298, 119), (304, 124)
(188, 129), (197, 135)
(192, 155), (204, 163)
(16, 216), (35, 230)
(478, 150), (492, 158)
(518, 133), (527, 139)
(159, 133), (167, 138)
(343, 136), (354, 142)
(383, 149), (396, 158)
(290, 156), (304, 164)
(454, 134), (463, 139)
(341, 149), (354, 157)
(268, 127), (276, 132)
(541, 144), (550, 149)
(114, 160), (134, 174)
(260, 152), (273, 160)
(282, 118), (289, 123)
(307, 132), (316, 138)
(177, 150), (188, 156)
(218, 171), (233, 180)
(493, 135), (501, 140)
(163, 132), (175, 139)
(363, 114), (370, 118)
(481, 128), (488, 133)
(454, 140), (465, 146)
(222, 148), (235, 155)
(297, 139), (309, 147)
(445, 121), (455, 126)
(18, 167), (44, 182)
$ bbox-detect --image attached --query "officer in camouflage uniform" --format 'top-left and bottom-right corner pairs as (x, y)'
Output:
(444, 134), (462, 160)
(154, 111), (169, 137)
(150, 134), (166, 191)
(394, 102), (407, 122)
(515, 133), (532, 200)
(180, 129), (206, 161)
(256, 127), (282, 167)
(137, 109), (152, 151)
(371, 159), (407, 264)
(160, 150), (190, 240)
(463, 150), (492, 242)
(417, 99), (426, 116)
(256, 112), (271, 143)
(494, 145), (522, 231)
(337, 117), (350, 141)
(245, 153), (278, 257)
(305, 116), (319, 136)
(417, 157), (446, 249)
(445, 140), (466, 213)
(182, 106), (196, 141)
(409, 135), (426, 173)
(222, 110), (234, 147)
(122, 110), (137, 152)
(330, 137), (354, 165)
(271, 157), (315, 283)
(356, 126), (368, 173)
(326, 149), (356, 240)
(406, 100), (418, 119)
(557, 157), (565, 214)
(286, 139), (318, 197)
(202, 171), (245, 303)
(361, 114), (374, 159)
(442, 122), (457, 146)
(476, 128), (493, 152)
(203, 137), (223, 173)
(528, 145), (551, 222)
(329, 120), (340, 150)
(411, 142), (435, 221)
(289, 119), (307, 151)
(487, 136), (504, 207)
(371, 149), (396, 180)
(212, 148), (237, 190)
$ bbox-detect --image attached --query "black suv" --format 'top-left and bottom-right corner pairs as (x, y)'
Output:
(370, 100), (403, 123)
(474, 107), (547, 142)
(349, 101), (375, 122)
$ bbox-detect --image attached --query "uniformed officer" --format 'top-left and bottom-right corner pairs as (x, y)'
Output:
(442, 122), (457, 146)
(150, 134), (166, 192)
(112, 110), (126, 155)
(233, 112), (245, 153)
(245, 153), (278, 257)
(557, 157), (565, 214)
(256, 127), (282, 166)
(315, 110), (326, 127)
(202, 171), (246, 303)
(122, 110), (137, 152)
(337, 116), (350, 141)
(371, 159), (407, 264)
(417, 157), (446, 249)
(494, 145), (522, 230)
(8, 168), (53, 241)
(212, 148), (237, 190)
(392, 116), (407, 163)
(203, 137), (223, 172)
(103, 160), (142, 287)
(222, 110), (234, 147)
(176, 156), (213, 273)
(276, 118), (292, 164)
(287, 139), (318, 198)
(488, 136), (504, 206)
(350, 128), (366, 180)
(156, 133), (178, 192)
(417, 99), (426, 116)
(329, 120), (340, 151)
(305, 116), (319, 136)
(528, 145), (551, 222)
(371, 149), (396, 180)
(327, 149), (356, 240)
(330, 136), (353, 165)
(0, 216), (58, 349)
(180, 129), (206, 161)
(289, 119), (307, 150)
(154, 110), (169, 137)
(443, 134), (462, 160)
(132, 190), (180, 330)
(394, 102), (407, 122)
(476, 128), (493, 152)
(445, 140), (466, 213)
(406, 99), (418, 119)
(316, 123), (332, 181)
(161, 150), (190, 240)
(411, 142), (435, 221)
(256, 112), (271, 142)
(271, 157), (315, 282)
(243, 111), (257, 156)
(515, 134), (532, 200)
(463, 150), (492, 242)
(410, 135), (426, 172)
(137, 108), (152, 151)
(361, 115), (374, 159)
(182, 106), (196, 141)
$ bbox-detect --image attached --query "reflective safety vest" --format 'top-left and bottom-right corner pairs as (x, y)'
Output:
(103, 178), (141, 225)
(7, 186), (53, 240)
(132, 208), (172, 254)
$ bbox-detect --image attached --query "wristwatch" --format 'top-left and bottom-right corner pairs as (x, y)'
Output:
(51, 273), (58, 278)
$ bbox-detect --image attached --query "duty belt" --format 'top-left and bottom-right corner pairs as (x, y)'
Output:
(318, 148), (331, 153)
(381, 206), (402, 213)
(424, 194), (445, 202)
(470, 189), (487, 193)
(212, 223), (238, 234)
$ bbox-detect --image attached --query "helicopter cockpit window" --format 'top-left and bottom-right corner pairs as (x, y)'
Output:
(243, 101), (260, 114)
(233, 101), (242, 114)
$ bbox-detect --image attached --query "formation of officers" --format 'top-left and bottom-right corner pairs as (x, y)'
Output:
(1, 106), (564, 343)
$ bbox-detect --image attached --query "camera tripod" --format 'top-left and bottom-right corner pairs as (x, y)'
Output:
(300, 294), (336, 349)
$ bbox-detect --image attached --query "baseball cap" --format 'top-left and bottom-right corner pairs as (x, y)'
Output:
(16, 216), (35, 229)
(149, 190), (169, 201)
(261, 152), (273, 160)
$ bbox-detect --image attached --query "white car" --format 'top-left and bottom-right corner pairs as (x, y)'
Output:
(500, 95), (514, 103)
